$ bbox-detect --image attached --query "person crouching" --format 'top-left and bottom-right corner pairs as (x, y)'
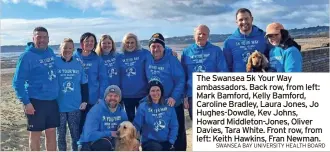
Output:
(78, 85), (128, 151)
(133, 80), (179, 151)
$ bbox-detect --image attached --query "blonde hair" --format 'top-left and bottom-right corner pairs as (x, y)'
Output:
(120, 33), (141, 52)
(95, 34), (116, 56)
(59, 38), (74, 50)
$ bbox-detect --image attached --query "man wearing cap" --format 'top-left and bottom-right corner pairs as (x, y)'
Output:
(181, 24), (228, 120)
(266, 22), (302, 72)
(78, 85), (128, 151)
(145, 33), (187, 151)
(223, 8), (269, 72)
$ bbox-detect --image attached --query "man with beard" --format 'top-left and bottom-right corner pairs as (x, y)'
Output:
(223, 8), (269, 72)
(78, 85), (128, 151)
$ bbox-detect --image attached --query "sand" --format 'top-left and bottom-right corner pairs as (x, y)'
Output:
(0, 72), (193, 151)
(1, 37), (328, 151)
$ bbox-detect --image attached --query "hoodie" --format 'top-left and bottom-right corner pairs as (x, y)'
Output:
(101, 51), (121, 87)
(79, 100), (128, 142)
(12, 42), (59, 105)
(55, 56), (88, 112)
(117, 48), (150, 98)
(181, 41), (228, 97)
(145, 48), (185, 107)
(223, 25), (268, 72)
(73, 49), (108, 105)
(133, 100), (179, 145)
(268, 46), (302, 72)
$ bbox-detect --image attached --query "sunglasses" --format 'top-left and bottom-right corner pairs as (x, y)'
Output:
(149, 37), (164, 43)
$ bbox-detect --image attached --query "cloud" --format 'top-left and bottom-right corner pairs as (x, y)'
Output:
(1, 0), (329, 45)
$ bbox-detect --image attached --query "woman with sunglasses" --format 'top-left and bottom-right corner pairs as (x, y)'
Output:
(266, 22), (302, 72)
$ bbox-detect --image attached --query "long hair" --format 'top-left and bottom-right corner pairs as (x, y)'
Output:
(146, 95), (165, 106)
(120, 33), (142, 52)
(95, 34), (116, 56)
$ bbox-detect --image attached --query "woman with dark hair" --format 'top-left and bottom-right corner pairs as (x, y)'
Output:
(266, 22), (302, 72)
(73, 32), (108, 134)
(133, 80), (178, 151)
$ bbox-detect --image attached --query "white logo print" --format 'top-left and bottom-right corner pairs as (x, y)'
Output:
(62, 81), (74, 93)
(154, 119), (166, 132)
(108, 68), (118, 78)
(126, 67), (136, 77)
(149, 76), (162, 83)
(48, 70), (56, 81)
(242, 51), (251, 63)
(194, 65), (206, 72)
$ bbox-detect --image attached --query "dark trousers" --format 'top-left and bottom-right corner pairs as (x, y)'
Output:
(142, 140), (173, 151)
(174, 104), (187, 151)
(80, 137), (115, 151)
(79, 104), (94, 135)
(122, 98), (142, 122)
(188, 97), (193, 120)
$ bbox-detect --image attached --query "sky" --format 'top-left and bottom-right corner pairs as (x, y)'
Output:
(1, 0), (329, 46)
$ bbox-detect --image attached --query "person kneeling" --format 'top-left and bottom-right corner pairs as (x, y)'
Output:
(133, 80), (179, 151)
(78, 85), (128, 151)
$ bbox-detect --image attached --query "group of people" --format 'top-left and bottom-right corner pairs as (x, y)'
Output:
(12, 8), (302, 151)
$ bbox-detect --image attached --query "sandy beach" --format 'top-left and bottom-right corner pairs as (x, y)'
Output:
(0, 72), (193, 151)
(1, 37), (328, 151)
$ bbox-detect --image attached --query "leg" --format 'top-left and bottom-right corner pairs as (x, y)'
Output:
(29, 131), (42, 151)
(188, 97), (193, 120)
(123, 98), (137, 122)
(90, 137), (115, 151)
(45, 100), (60, 151)
(174, 104), (187, 151)
(45, 128), (57, 151)
(26, 99), (47, 150)
(68, 110), (81, 151)
(57, 112), (68, 151)
(142, 140), (163, 151)
(79, 104), (93, 135)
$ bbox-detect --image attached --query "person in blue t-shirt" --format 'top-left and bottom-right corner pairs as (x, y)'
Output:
(12, 27), (59, 151)
(95, 34), (120, 87)
(223, 8), (269, 72)
(266, 22), (302, 72)
(55, 38), (89, 151)
(181, 25), (228, 120)
(78, 85), (128, 151)
(134, 80), (178, 151)
(73, 32), (108, 135)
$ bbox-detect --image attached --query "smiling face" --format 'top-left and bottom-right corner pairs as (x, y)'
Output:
(60, 42), (74, 61)
(149, 43), (164, 60)
(267, 33), (282, 46)
(236, 12), (253, 34)
(194, 26), (209, 46)
(33, 31), (49, 49)
(124, 38), (136, 52)
(105, 92), (120, 108)
(82, 36), (95, 52)
(101, 38), (113, 54)
(149, 86), (161, 103)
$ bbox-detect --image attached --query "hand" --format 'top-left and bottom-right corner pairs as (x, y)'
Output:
(111, 131), (117, 137)
(184, 97), (189, 109)
(25, 103), (35, 115)
(79, 102), (87, 110)
(171, 51), (178, 57)
(167, 97), (176, 107)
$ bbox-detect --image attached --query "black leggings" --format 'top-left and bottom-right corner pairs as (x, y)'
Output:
(174, 104), (187, 151)
(80, 137), (115, 151)
(122, 98), (142, 122)
(142, 140), (173, 151)
(79, 104), (94, 135)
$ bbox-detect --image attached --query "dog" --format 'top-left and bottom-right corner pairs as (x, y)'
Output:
(246, 50), (269, 72)
(115, 121), (140, 151)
